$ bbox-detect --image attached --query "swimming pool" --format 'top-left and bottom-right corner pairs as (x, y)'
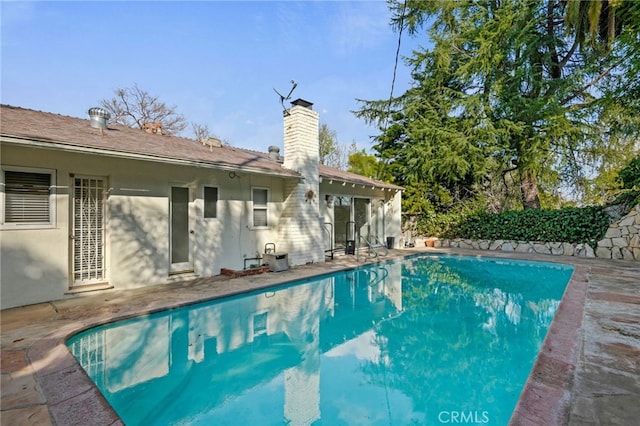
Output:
(67, 254), (573, 425)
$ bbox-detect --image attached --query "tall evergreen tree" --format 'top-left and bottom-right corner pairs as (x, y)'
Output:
(356, 0), (640, 211)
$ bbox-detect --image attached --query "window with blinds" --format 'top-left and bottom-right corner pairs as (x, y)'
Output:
(252, 188), (268, 227)
(3, 169), (53, 225)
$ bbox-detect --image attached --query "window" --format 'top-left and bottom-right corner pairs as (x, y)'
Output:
(203, 186), (218, 219)
(252, 188), (268, 228)
(2, 167), (55, 228)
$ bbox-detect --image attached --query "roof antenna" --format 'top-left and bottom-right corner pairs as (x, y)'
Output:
(274, 80), (297, 115)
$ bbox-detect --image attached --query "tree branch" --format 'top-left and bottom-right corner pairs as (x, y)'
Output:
(561, 55), (627, 105)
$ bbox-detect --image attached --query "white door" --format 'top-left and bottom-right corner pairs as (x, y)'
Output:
(71, 177), (106, 286)
(170, 186), (194, 274)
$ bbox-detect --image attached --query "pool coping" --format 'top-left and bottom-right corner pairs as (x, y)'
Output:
(508, 263), (588, 425)
(1, 248), (638, 425)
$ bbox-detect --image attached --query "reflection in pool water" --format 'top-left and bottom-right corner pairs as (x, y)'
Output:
(67, 255), (573, 425)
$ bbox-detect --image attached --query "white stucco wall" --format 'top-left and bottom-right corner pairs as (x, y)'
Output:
(1, 144), (291, 309)
(1, 106), (402, 309)
(387, 189), (402, 248)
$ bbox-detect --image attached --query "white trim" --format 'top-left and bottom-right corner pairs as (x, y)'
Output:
(1, 165), (56, 230)
(169, 184), (195, 274)
(202, 185), (220, 220)
(251, 186), (270, 229)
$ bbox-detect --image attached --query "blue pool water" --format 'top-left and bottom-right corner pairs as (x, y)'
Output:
(67, 254), (573, 425)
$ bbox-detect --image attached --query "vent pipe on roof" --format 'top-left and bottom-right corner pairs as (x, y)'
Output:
(88, 107), (110, 130)
(268, 145), (280, 161)
(202, 137), (222, 151)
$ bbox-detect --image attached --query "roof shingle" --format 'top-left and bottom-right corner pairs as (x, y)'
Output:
(1, 104), (401, 190)
(1, 105), (298, 178)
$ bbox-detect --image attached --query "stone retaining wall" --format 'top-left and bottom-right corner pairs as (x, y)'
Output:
(427, 204), (640, 261)
(595, 203), (640, 260)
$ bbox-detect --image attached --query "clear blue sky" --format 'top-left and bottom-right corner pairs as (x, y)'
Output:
(1, 0), (421, 153)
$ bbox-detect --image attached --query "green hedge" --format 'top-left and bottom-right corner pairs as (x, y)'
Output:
(414, 206), (612, 246)
(415, 212), (467, 238)
(439, 207), (610, 246)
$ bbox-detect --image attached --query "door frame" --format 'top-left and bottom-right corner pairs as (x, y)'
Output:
(329, 195), (378, 248)
(69, 175), (107, 287)
(169, 184), (195, 275)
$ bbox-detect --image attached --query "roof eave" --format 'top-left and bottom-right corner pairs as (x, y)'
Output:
(1, 135), (302, 180)
(319, 175), (403, 192)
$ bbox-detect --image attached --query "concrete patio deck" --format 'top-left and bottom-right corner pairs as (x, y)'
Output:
(1, 248), (638, 425)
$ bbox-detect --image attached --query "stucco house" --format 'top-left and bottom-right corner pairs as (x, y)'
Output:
(0, 100), (402, 309)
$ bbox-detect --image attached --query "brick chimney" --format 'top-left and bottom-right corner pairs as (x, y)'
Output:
(283, 99), (319, 180)
(279, 99), (323, 265)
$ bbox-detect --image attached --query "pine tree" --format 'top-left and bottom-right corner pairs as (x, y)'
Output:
(356, 0), (640, 211)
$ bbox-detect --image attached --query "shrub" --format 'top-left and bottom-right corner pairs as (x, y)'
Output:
(618, 156), (640, 189)
(440, 206), (610, 246)
(415, 212), (465, 237)
(612, 156), (640, 209)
